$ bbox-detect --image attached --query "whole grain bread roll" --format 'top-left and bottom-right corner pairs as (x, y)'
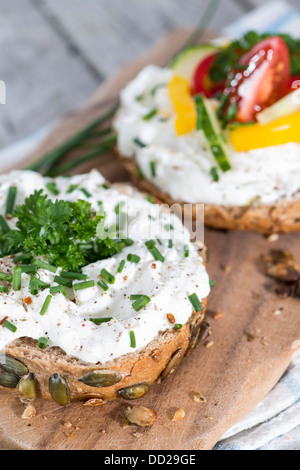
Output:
(117, 152), (300, 235)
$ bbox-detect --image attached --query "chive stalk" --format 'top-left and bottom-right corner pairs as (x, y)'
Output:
(12, 266), (21, 291)
(0, 215), (10, 233)
(129, 330), (136, 348)
(3, 320), (17, 333)
(188, 293), (203, 313)
(90, 317), (112, 324)
(100, 268), (115, 284)
(40, 295), (52, 316)
(117, 260), (126, 273)
(49, 285), (67, 296)
(97, 280), (109, 291)
(73, 280), (95, 291)
(5, 186), (17, 215)
(127, 254), (141, 263)
(37, 337), (48, 349)
(33, 259), (57, 273)
(131, 295), (151, 312)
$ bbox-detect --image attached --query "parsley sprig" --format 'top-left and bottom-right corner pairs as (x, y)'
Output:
(0, 190), (125, 271)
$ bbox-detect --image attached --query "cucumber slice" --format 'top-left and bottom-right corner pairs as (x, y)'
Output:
(169, 44), (220, 81)
(256, 87), (300, 125)
(195, 94), (231, 172)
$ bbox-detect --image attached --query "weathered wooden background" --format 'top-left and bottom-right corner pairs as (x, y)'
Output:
(0, 0), (298, 150)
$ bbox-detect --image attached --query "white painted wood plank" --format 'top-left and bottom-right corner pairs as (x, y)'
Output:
(41, 0), (248, 77)
(0, 0), (98, 149)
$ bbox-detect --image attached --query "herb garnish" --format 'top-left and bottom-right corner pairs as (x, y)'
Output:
(0, 190), (125, 271)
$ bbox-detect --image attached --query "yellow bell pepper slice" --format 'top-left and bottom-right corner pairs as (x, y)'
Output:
(229, 109), (300, 152)
(169, 75), (197, 136)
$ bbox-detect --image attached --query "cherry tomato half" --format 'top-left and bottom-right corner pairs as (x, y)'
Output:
(192, 53), (225, 98)
(224, 37), (290, 122)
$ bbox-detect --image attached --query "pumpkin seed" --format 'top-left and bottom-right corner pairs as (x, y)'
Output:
(185, 320), (211, 357)
(0, 372), (20, 388)
(160, 348), (185, 380)
(78, 369), (122, 388)
(18, 373), (37, 399)
(49, 373), (70, 406)
(118, 383), (149, 400)
(0, 354), (28, 377)
(124, 405), (156, 427)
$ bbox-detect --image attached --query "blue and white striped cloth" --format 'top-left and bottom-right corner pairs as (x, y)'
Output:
(0, 0), (299, 450)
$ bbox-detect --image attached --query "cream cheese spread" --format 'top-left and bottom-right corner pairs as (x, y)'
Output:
(114, 65), (300, 207)
(0, 170), (210, 364)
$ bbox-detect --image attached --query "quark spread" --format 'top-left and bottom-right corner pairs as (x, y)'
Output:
(0, 170), (210, 364)
(114, 65), (300, 207)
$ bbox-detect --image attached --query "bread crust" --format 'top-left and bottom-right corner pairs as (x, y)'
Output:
(0, 298), (208, 404)
(117, 152), (300, 235)
(0, 181), (210, 405)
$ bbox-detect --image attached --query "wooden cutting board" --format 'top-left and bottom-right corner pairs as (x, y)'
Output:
(1, 29), (300, 451)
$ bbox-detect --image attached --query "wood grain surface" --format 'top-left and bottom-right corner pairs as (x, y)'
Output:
(0, 29), (300, 451)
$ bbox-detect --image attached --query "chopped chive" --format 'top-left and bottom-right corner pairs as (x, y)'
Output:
(90, 317), (112, 324)
(0, 215), (10, 233)
(36, 279), (50, 289)
(33, 259), (57, 273)
(127, 254), (141, 263)
(49, 285), (67, 296)
(146, 194), (154, 204)
(156, 238), (162, 246)
(209, 280), (216, 288)
(115, 201), (126, 214)
(168, 239), (173, 248)
(100, 268), (115, 285)
(97, 280), (109, 291)
(151, 82), (167, 96)
(60, 271), (87, 281)
(53, 275), (73, 288)
(5, 186), (17, 215)
(117, 260), (126, 273)
(124, 238), (134, 246)
(174, 324), (182, 330)
(13, 253), (32, 264)
(129, 330), (136, 348)
(29, 277), (39, 295)
(136, 166), (145, 180)
(210, 166), (219, 182)
(3, 320), (17, 333)
(150, 161), (157, 178)
(145, 239), (156, 248)
(143, 108), (158, 121)
(164, 224), (174, 231)
(0, 286), (8, 293)
(12, 266), (21, 291)
(135, 94), (144, 102)
(133, 138), (147, 148)
(66, 184), (79, 193)
(46, 182), (59, 195)
(37, 337), (48, 349)
(131, 295), (151, 312)
(145, 242), (164, 262)
(40, 295), (52, 316)
(130, 294), (143, 300)
(80, 187), (92, 198)
(0, 272), (13, 282)
(73, 280), (95, 291)
(102, 183), (110, 190)
(184, 245), (189, 258)
(19, 265), (38, 274)
(188, 293), (203, 313)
